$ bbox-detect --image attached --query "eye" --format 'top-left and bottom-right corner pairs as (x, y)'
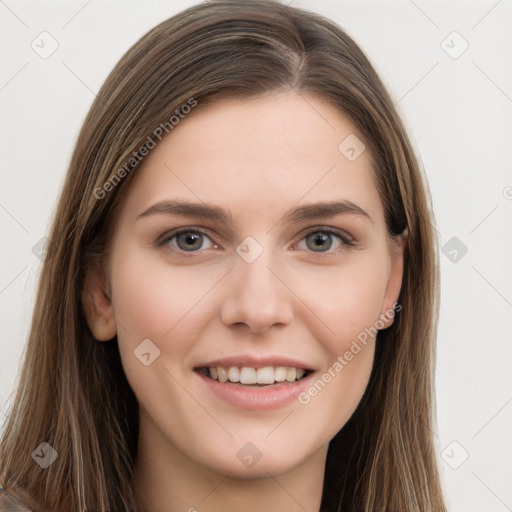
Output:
(157, 226), (355, 256)
(296, 228), (355, 254)
(159, 228), (217, 253)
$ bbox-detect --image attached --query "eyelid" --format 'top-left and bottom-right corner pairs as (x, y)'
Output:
(298, 225), (355, 245)
(156, 226), (217, 245)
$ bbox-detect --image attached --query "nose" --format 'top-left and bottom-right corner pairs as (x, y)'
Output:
(220, 247), (294, 334)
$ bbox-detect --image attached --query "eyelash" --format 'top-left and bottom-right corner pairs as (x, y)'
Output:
(157, 226), (356, 258)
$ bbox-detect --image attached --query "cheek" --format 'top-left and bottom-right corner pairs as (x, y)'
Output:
(288, 252), (390, 354)
(111, 253), (209, 332)
(108, 249), (224, 372)
(289, 259), (386, 441)
(108, 252), (222, 429)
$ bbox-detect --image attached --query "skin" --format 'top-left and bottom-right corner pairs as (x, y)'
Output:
(83, 91), (406, 512)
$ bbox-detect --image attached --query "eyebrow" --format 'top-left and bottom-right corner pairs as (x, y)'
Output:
(136, 199), (373, 225)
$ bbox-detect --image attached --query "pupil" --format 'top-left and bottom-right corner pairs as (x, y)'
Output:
(308, 232), (331, 252)
(178, 233), (202, 250)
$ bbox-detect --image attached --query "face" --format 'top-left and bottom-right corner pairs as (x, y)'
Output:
(85, 91), (405, 479)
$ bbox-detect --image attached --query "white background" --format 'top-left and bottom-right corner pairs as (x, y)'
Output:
(1, 1), (511, 510)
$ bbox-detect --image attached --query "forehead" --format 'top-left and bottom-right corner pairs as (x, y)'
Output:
(118, 91), (384, 227)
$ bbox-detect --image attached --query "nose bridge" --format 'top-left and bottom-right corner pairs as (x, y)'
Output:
(220, 238), (293, 332)
(238, 248), (276, 297)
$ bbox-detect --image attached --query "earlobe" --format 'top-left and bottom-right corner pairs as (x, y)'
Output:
(379, 228), (408, 329)
(82, 266), (117, 341)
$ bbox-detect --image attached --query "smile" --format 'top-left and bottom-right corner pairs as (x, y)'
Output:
(194, 362), (316, 410)
(197, 365), (310, 385)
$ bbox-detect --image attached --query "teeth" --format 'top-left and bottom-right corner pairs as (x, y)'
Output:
(228, 367), (240, 383)
(274, 367), (287, 382)
(206, 365), (308, 385)
(240, 367), (257, 385)
(286, 368), (297, 382)
(217, 367), (228, 383)
(256, 367), (274, 384)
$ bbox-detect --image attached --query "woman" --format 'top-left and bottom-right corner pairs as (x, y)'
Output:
(0, 0), (446, 510)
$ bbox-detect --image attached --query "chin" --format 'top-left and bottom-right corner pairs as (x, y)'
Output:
(192, 439), (320, 480)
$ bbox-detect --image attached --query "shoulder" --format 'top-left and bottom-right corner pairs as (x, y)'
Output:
(0, 485), (34, 512)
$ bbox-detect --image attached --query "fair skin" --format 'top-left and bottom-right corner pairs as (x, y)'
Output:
(84, 91), (406, 512)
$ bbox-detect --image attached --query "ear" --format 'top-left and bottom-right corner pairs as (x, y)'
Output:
(82, 263), (117, 341)
(379, 228), (408, 329)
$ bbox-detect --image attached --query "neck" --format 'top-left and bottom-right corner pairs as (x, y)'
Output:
(132, 412), (327, 512)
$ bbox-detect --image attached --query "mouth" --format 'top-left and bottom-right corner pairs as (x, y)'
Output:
(195, 365), (313, 386)
(193, 356), (317, 410)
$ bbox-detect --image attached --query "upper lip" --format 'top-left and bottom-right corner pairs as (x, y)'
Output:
(194, 355), (316, 371)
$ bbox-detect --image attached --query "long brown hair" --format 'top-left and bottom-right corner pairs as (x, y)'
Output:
(0, 1), (446, 510)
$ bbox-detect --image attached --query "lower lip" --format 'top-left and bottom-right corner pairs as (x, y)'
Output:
(196, 371), (315, 411)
